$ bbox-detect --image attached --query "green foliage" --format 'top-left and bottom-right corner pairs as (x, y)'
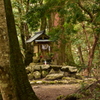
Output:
(95, 12), (100, 23)
(65, 2), (86, 23)
(93, 87), (100, 99)
(30, 0), (37, 3)
(26, 9), (40, 31)
(56, 95), (64, 100)
(12, 0), (100, 67)
(48, 27), (61, 41)
(65, 93), (82, 100)
(12, 1), (24, 10)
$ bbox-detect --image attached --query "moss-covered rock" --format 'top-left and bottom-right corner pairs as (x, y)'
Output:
(28, 73), (34, 80)
(42, 70), (48, 78)
(50, 65), (62, 70)
(41, 65), (50, 70)
(33, 71), (41, 79)
(61, 66), (69, 72)
(45, 73), (64, 80)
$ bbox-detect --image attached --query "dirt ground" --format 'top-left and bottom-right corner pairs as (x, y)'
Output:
(32, 84), (80, 100)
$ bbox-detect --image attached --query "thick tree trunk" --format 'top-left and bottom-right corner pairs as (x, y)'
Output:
(4, 0), (39, 100)
(58, 16), (66, 64)
(0, 0), (17, 100)
(0, 93), (2, 100)
(65, 40), (75, 65)
(40, 17), (47, 30)
(48, 12), (75, 65)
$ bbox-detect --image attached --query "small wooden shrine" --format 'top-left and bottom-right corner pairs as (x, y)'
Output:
(26, 30), (53, 63)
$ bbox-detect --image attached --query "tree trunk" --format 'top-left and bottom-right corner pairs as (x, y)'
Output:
(87, 34), (99, 76)
(65, 40), (75, 65)
(24, 23), (33, 66)
(40, 17), (47, 30)
(77, 46), (84, 65)
(0, 93), (2, 100)
(48, 12), (75, 65)
(16, 0), (33, 66)
(0, 0), (17, 100)
(3, 0), (39, 100)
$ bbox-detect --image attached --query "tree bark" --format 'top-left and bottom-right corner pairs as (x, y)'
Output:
(0, 0), (17, 100)
(77, 46), (84, 65)
(65, 40), (75, 65)
(16, 0), (33, 66)
(87, 34), (99, 75)
(3, 0), (39, 100)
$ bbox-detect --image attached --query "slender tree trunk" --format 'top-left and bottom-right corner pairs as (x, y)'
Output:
(77, 46), (84, 64)
(4, 0), (39, 100)
(87, 34), (99, 76)
(17, 0), (33, 66)
(24, 23), (33, 66)
(82, 23), (91, 53)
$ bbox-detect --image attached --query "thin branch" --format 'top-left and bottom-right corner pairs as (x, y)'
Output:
(77, 0), (94, 22)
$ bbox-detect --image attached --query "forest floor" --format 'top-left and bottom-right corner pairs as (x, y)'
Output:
(32, 84), (80, 100)
(31, 77), (97, 100)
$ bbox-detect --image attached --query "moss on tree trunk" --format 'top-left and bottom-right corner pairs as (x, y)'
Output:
(3, 0), (39, 100)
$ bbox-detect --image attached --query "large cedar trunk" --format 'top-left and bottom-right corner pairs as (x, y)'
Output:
(0, 0), (17, 100)
(48, 12), (75, 65)
(65, 40), (75, 65)
(3, 0), (39, 100)
(57, 16), (66, 64)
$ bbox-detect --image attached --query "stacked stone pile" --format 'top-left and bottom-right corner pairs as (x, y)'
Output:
(26, 63), (78, 80)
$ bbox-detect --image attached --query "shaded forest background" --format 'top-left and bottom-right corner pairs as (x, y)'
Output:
(0, 0), (100, 100)
(11, 0), (100, 75)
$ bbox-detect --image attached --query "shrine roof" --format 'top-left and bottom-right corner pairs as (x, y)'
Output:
(35, 39), (52, 42)
(26, 30), (50, 43)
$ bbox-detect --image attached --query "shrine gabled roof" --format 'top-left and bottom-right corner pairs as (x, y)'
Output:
(26, 30), (47, 43)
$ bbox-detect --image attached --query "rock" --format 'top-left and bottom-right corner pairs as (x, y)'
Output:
(26, 66), (34, 73)
(31, 65), (50, 71)
(61, 66), (77, 73)
(33, 71), (41, 79)
(42, 70), (48, 78)
(68, 66), (77, 73)
(75, 73), (83, 79)
(30, 81), (35, 84)
(32, 65), (41, 71)
(28, 73), (34, 80)
(61, 66), (69, 72)
(36, 81), (43, 84)
(29, 62), (35, 66)
(49, 69), (55, 74)
(45, 73), (64, 80)
(49, 68), (63, 74)
(50, 65), (62, 70)
(64, 72), (70, 77)
(41, 65), (50, 70)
